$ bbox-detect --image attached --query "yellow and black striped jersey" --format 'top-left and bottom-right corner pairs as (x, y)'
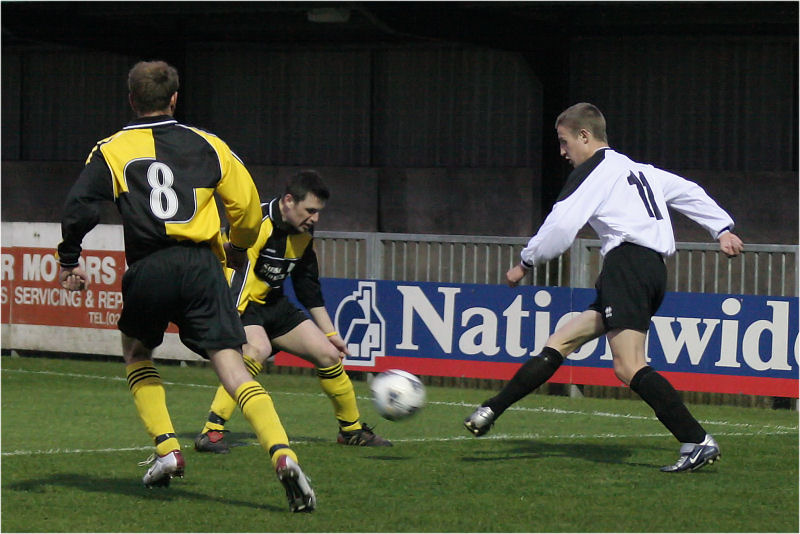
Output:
(57, 115), (261, 266)
(228, 197), (324, 314)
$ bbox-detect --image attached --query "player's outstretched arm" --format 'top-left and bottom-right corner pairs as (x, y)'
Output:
(719, 231), (744, 258)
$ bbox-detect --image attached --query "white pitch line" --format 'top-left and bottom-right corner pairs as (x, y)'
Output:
(1, 445), (155, 457)
(474, 404), (800, 432)
(3, 367), (797, 434)
(2, 428), (795, 458)
(389, 428), (799, 443)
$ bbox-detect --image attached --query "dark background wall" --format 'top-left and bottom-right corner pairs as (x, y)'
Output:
(2, 1), (797, 244)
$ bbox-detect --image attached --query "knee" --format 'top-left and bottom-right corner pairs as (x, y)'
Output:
(121, 335), (152, 364)
(614, 367), (633, 386)
(614, 362), (647, 387)
(244, 340), (272, 363)
(222, 377), (247, 399)
(123, 352), (148, 366)
(613, 360), (632, 385)
(316, 345), (341, 368)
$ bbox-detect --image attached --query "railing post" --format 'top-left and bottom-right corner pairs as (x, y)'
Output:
(570, 238), (591, 288)
(365, 232), (383, 280)
(566, 238), (589, 399)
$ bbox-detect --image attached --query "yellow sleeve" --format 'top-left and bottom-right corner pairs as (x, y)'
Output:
(213, 142), (261, 249)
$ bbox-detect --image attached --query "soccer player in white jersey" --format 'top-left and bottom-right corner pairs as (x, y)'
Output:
(464, 102), (744, 473)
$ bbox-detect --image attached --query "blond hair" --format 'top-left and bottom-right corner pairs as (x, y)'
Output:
(555, 102), (608, 143)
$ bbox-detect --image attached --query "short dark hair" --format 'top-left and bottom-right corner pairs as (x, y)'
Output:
(285, 170), (330, 202)
(555, 102), (608, 143)
(128, 60), (179, 114)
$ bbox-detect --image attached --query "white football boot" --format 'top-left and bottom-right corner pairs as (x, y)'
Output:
(275, 455), (316, 512)
(140, 450), (185, 487)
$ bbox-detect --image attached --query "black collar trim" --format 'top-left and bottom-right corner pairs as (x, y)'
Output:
(556, 148), (611, 203)
(268, 197), (295, 232)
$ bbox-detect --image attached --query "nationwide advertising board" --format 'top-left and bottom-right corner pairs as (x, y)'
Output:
(279, 280), (798, 398)
(2, 223), (797, 397)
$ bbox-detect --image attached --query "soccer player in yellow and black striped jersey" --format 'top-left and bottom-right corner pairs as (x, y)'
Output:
(56, 60), (316, 512)
(194, 170), (392, 452)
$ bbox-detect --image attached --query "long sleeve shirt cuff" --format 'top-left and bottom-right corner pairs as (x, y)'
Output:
(716, 226), (732, 239)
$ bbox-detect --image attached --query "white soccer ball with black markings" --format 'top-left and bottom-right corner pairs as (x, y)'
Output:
(370, 369), (426, 421)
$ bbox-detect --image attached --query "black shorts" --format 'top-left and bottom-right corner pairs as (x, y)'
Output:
(118, 245), (247, 358)
(588, 242), (667, 332)
(240, 293), (309, 339)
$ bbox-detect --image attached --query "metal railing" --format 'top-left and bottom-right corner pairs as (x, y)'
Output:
(315, 231), (799, 297)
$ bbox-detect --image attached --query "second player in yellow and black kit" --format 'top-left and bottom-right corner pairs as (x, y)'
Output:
(195, 170), (392, 450)
(230, 195), (323, 332)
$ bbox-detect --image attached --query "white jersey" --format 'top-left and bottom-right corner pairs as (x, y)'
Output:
(520, 148), (734, 267)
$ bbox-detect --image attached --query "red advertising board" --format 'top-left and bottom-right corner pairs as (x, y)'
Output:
(275, 352), (798, 397)
(2, 247), (126, 329)
(1, 246), (179, 335)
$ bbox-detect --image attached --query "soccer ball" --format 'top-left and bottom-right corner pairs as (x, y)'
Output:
(370, 369), (426, 421)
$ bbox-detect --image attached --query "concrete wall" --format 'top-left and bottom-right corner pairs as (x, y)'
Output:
(665, 170), (798, 245)
(1, 161), (542, 238)
(2, 161), (795, 244)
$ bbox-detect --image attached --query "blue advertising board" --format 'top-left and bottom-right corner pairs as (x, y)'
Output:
(277, 278), (798, 397)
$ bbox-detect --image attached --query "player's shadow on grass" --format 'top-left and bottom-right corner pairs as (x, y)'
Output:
(176, 430), (252, 448)
(461, 439), (661, 468)
(176, 431), (330, 447)
(6, 473), (285, 512)
(362, 454), (412, 461)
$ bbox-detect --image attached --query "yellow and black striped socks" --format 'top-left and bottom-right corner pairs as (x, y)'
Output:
(202, 353), (263, 434)
(317, 361), (362, 433)
(235, 380), (297, 467)
(202, 357), (364, 439)
(126, 360), (180, 456)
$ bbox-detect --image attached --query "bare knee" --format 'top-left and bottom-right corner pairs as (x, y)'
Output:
(607, 328), (648, 387)
(614, 366), (633, 386)
(121, 333), (152, 365)
(613, 360), (647, 386)
(315, 345), (341, 368)
(243, 339), (272, 363)
(209, 348), (254, 397)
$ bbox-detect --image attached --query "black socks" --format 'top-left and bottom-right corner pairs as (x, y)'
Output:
(484, 347), (564, 417)
(484, 353), (706, 445)
(629, 366), (706, 443)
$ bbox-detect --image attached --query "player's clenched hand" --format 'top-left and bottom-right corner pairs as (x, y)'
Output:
(719, 231), (744, 258)
(223, 241), (248, 272)
(506, 264), (527, 287)
(59, 266), (88, 291)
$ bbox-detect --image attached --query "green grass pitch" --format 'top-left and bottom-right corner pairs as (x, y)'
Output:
(2, 354), (797, 532)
